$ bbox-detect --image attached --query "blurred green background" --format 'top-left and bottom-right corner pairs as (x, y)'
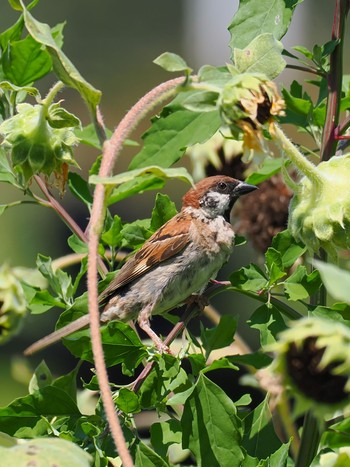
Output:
(0, 0), (346, 405)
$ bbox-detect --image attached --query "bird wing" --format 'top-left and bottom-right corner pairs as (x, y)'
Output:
(99, 212), (191, 301)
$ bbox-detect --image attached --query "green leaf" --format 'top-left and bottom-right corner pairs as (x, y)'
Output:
(271, 229), (306, 269)
(62, 320), (147, 370)
(106, 174), (166, 205)
(0, 148), (18, 185)
(28, 360), (53, 394)
(227, 352), (272, 370)
(230, 264), (268, 293)
(101, 215), (123, 247)
(245, 157), (284, 185)
(153, 52), (191, 73)
(284, 265), (321, 301)
(150, 193), (177, 232)
(67, 234), (88, 254)
(47, 103), (81, 129)
(202, 357), (239, 374)
(0, 437), (92, 467)
(134, 441), (169, 467)
(269, 442), (291, 467)
(322, 418), (350, 450)
(115, 388), (141, 414)
(20, 1), (101, 109)
(68, 172), (93, 207)
(242, 396), (282, 459)
(129, 93), (222, 169)
(248, 304), (286, 346)
(121, 219), (152, 249)
(0, 386), (81, 436)
(0, 80), (39, 97)
(314, 261), (350, 305)
(265, 247), (286, 284)
(36, 254), (73, 303)
(200, 315), (237, 358)
(90, 165), (193, 187)
(229, 0), (300, 51)
(150, 419), (182, 460)
(0, 15), (24, 51)
(2, 34), (52, 86)
(75, 123), (113, 150)
(0, 201), (22, 216)
(29, 289), (66, 314)
(182, 374), (244, 466)
(182, 91), (219, 113)
(52, 365), (79, 402)
(234, 33), (286, 79)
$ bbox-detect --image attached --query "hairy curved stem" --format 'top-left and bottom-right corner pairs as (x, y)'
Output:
(88, 77), (186, 465)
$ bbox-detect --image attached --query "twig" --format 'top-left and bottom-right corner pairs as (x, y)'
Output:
(87, 76), (186, 466)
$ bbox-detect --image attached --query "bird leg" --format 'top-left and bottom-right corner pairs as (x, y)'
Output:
(137, 304), (171, 354)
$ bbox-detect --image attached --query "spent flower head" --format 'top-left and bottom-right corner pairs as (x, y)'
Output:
(269, 317), (350, 416)
(218, 73), (285, 161)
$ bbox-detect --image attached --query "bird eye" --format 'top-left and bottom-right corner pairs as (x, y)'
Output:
(217, 181), (228, 191)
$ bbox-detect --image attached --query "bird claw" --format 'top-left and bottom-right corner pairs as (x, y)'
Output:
(186, 293), (208, 311)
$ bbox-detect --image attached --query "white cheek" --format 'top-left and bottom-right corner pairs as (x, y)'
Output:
(202, 192), (231, 216)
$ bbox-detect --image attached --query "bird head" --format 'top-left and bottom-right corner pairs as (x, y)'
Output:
(182, 175), (257, 221)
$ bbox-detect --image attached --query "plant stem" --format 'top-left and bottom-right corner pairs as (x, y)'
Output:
(320, 0), (348, 161)
(272, 125), (324, 186)
(87, 77), (186, 466)
(295, 411), (320, 467)
(42, 81), (65, 109)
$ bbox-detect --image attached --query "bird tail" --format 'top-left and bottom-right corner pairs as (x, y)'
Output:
(24, 314), (91, 356)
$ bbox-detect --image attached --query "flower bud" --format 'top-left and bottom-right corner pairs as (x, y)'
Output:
(270, 317), (350, 414)
(288, 154), (350, 256)
(0, 265), (27, 344)
(0, 102), (80, 193)
(313, 447), (350, 467)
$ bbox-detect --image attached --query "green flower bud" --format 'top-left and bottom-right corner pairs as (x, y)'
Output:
(0, 265), (28, 344)
(0, 102), (80, 193)
(288, 154), (350, 257)
(269, 317), (350, 415)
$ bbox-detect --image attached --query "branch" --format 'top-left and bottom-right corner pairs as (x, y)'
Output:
(87, 77), (186, 466)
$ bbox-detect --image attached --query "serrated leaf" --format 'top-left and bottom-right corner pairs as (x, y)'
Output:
(29, 289), (65, 314)
(115, 388), (141, 414)
(0, 386), (81, 436)
(314, 261), (350, 305)
(20, 1), (101, 109)
(271, 229), (306, 269)
(284, 265), (321, 301)
(234, 33), (285, 79)
(182, 373), (244, 466)
(150, 193), (177, 232)
(121, 219), (151, 249)
(62, 320), (147, 371)
(36, 255), (73, 303)
(153, 52), (191, 73)
(2, 34), (51, 86)
(200, 315), (237, 358)
(230, 263), (268, 293)
(129, 93), (221, 169)
(242, 396), (282, 458)
(248, 304), (286, 346)
(265, 247), (286, 284)
(229, 0), (300, 51)
(101, 215), (123, 247)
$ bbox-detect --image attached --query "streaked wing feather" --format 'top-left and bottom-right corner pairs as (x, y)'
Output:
(99, 214), (191, 301)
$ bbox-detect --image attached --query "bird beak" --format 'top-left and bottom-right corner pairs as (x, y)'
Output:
(235, 181), (258, 197)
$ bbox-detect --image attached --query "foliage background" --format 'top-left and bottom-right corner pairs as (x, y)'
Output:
(0, 0), (348, 415)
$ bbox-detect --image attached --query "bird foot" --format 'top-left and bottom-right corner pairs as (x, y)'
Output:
(186, 293), (208, 311)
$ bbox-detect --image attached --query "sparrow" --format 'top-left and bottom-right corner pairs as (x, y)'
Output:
(24, 175), (257, 356)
